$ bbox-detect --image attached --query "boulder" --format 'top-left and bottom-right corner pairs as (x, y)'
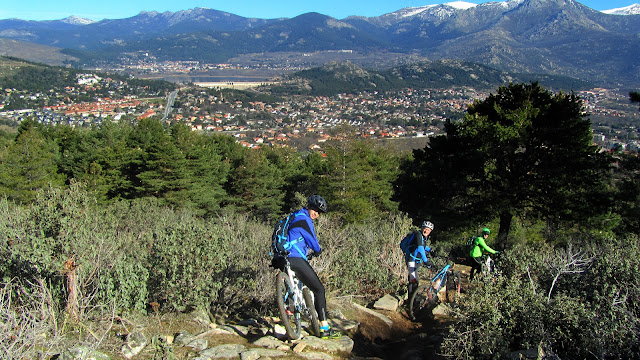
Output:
(373, 294), (402, 312)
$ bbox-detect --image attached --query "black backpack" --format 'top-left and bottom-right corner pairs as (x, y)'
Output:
(399, 232), (416, 254)
(270, 213), (301, 257)
(466, 236), (477, 253)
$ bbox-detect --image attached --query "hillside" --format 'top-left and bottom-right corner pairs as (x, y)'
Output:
(0, 38), (77, 66)
(267, 60), (594, 96)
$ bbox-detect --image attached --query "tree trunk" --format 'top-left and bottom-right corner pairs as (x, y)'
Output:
(64, 259), (79, 320)
(496, 211), (512, 250)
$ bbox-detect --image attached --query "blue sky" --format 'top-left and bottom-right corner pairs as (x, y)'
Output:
(1, 0), (637, 21)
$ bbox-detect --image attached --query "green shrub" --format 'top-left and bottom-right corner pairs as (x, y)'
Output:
(441, 239), (640, 359)
(316, 213), (412, 297)
(146, 209), (229, 312)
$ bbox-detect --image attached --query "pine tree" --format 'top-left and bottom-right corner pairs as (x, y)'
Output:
(395, 82), (612, 246)
(0, 124), (64, 203)
(631, 91), (640, 111)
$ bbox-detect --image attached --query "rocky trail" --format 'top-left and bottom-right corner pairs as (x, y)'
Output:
(57, 299), (455, 360)
(57, 266), (472, 360)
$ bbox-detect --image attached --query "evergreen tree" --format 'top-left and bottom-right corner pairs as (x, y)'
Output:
(319, 137), (400, 223)
(170, 124), (230, 215)
(86, 120), (137, 201)
(260, 145), (309, 214)
(395, 82), (612, 246)
(0, 123), (64, 203)
(631, 91), (640, 111)
(226, 147), (286, 221)
(126, 118), (188, 205)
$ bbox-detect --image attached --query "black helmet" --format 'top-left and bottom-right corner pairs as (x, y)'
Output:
(307, 195), (328, 213)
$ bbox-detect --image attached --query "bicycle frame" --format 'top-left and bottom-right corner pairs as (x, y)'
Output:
(429, 263), (452, 294)
(276, 257), (320, 340)
(283, 265), (306, 312)
(483, 255), (501, 277)
(484, 255), (492, 274)
(408, 257), (461, 321)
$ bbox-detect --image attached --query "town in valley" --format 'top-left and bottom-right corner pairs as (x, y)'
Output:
(1, 59), (638, 153)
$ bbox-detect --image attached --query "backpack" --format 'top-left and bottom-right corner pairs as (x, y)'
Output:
(466, 236), (477, 253)
(270, 213), (302, 257)
(399, 232), (416, 254)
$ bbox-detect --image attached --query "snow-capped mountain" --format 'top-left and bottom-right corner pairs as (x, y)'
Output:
(59, 16), (95, 25)
(602, 4), (640, 15)
(0, 0), (638, 86)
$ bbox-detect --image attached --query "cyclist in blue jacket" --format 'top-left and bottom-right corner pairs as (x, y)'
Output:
(405, 221), (434, 296)
(287, 195), (341, 339)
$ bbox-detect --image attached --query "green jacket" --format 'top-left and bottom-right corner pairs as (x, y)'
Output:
(470, 236), (497, 258)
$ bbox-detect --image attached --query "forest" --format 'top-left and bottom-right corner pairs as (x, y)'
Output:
(1, 82), (639, 359)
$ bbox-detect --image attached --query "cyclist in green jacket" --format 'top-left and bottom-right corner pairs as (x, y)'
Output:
(469, 228), (498, 281)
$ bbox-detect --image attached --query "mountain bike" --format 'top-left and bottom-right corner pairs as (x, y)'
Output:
(483, 254), (501, 278)
(275, 255), (321, 340)
(408, 256), (461, 321)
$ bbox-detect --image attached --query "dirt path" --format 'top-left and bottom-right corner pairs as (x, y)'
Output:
(344, 303), (451, 359)
(345, 263), (472, 359)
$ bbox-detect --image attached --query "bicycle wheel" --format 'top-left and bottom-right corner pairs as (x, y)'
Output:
(276, 272), (301, 340)
(408, 284), (437, 321)
(302, 287), (321, 337)
(446, 270), (461, 303)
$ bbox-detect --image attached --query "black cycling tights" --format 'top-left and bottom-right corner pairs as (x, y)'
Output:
(469, 256), (483, 281)
(288, 257), (327, 321)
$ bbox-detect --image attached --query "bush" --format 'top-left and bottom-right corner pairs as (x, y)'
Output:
(441, 239), (640, 359)
(0, 279), (62, 359)
(315, 213), (412, 297)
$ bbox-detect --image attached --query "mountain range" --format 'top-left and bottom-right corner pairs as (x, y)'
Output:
(0, 0), (639, 87)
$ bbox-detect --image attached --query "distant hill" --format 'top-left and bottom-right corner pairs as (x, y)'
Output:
(0, 38), (77, 66)
(0, 8), (279, 50)
(0, 0), (638, 86)
(266, 60), (594, 96)
(0, 55), (176, 96)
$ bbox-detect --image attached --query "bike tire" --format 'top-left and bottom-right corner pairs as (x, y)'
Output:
(446, 270), (461, 303)
(302, 287), (321, 337)
(408, 284), (437, 321)
(276, 272), (302, 340)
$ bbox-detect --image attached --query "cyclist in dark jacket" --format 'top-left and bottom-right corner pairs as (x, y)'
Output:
(287, 195), (340, 339)
(405, 221), (434, 296)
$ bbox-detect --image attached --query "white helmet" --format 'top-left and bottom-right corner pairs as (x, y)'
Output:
(421, 221), (434, 230)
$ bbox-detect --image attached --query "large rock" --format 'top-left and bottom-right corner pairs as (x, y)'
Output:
(173, 331), (196, 345)
(373, 294), (402, 312)
(121, 331), (147, 359)
(199, 343), (247, 359)
(431, 303), (449, 316)
(329, 318), (360, 334)
(240, 348), (288, 360)
(300, 335), (354, 353)
(351, 302), (393, 327)
(297, 352), (336, 360)
(252, 335), (290, 350)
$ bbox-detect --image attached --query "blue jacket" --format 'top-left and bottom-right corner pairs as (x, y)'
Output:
(286, 208), (321, 259)
(405, 231), (431, 263)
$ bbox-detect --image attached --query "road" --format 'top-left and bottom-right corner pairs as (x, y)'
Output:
(162, 90), (178, 121)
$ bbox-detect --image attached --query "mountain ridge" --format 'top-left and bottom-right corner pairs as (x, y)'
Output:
(0, 0), (638, 86)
